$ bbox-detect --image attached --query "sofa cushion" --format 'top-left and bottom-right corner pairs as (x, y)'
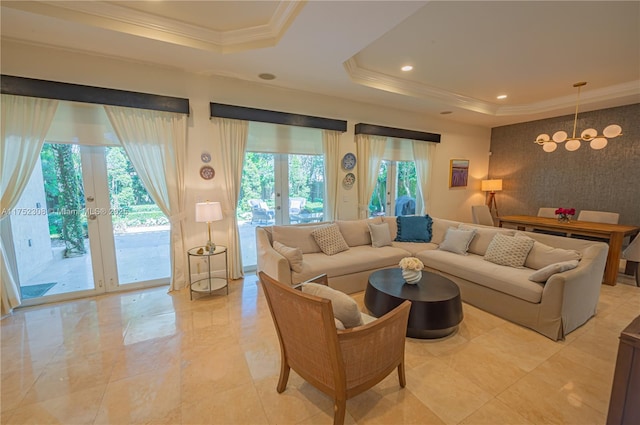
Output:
(393, 241), (438, 256)
(337, 218), (380, 247)
(272, 224), (324, 254)
(273, 241), (303, 273)
(529, 260), (580, 283)
(459, 224), (516, 256)
(418, 250), (543, 303)
(484, 233), (535, 268)
(395, 215), (433, 242)
(431, 217), (463, 244)
(368, 222), (392, 248)
(292, 245), (410, 283)
(302, 282), (363, 328)
(516, 234), (583, 270)
(438, 227), (476, 255)
(311, 223), (350, 255)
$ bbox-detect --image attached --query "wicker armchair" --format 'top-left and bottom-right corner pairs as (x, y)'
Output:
(258, 271), (411, 425)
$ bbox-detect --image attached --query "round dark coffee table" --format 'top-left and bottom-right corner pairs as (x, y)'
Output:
(365, 268), (463, 339)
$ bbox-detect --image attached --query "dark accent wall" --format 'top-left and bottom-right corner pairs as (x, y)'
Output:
(489, 103), (640, 226)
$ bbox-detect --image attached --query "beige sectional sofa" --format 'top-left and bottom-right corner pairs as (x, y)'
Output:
(256, 216), (609, 340)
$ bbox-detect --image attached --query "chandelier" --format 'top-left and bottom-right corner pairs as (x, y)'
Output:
(534, 82), (622, 152)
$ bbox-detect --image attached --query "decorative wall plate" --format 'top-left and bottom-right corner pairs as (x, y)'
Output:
(199, 165), (215, 180)
(201, 152), (211, 163)
(343, 172), (356, 188)
(342, 152), (356, 170)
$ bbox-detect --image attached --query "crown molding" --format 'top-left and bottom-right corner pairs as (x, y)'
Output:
(344, 58), (640, 118)
(4, 1), (305, 54)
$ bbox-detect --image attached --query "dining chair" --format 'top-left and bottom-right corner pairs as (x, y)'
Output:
(534, 207), (567, 236)
(622, 234), (640, 286)
(258, 271), (411, 425)
(471, 205), (495, 226)
(537, 207), (558, 218)
(572, 210), (620, 242)
(577, 210), (620, 224)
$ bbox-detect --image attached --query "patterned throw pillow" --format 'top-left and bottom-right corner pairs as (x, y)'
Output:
(484, 233), (535, 268)
(311, 223), (350, 255)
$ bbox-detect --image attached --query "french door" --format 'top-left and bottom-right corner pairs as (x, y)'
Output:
(10, 143), (170, 305)
(239, 152), (324, 270)
(369, 160), (418, 217)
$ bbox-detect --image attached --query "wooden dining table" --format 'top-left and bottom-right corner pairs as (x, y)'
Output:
(498, 215), (640, 286)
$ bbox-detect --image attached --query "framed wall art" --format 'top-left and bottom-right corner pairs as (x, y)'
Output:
(449, 159), (469, 188)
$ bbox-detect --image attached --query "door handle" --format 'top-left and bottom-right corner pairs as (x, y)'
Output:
(86, 196), (95, 202)
(88, 214), (97, 220)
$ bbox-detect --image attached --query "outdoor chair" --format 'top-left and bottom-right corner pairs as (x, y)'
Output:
(248, 199), (274, 225)
(258, 271), (411, 425)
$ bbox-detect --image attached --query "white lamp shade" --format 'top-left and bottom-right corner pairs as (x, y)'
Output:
(195, 201), (223, 222)
(536, 133), (550, 143)
(481, 179), (503, 192)
(580, 128), (597, 141)
(552, 131), (568, 143)
(603, 124), (622, 138)
(542, 141), (557, 152)
(590, 137), (608, 150)
(565, 139), (581, 151)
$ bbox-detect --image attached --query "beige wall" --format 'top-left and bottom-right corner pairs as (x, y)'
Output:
(2, 40), (491, 250)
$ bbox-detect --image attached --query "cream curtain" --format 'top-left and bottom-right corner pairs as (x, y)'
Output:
(322, 130), (341, 221)
(355, 134), (387, 219)
(104, 106), (188, 291)
(412, 140), (437, 215)
(1, 94), (59, 316)
(216, 117), (249, 279)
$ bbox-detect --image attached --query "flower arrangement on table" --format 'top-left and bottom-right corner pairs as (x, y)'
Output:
(555, 208), (576, 223)
(399, 257), (424, 284)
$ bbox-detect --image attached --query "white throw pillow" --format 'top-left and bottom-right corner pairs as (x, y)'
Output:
(273, 241), (303, 273)
(438, 227), (477, 255)
(484, 233), (535, 268)
(368, 222), (393, 248)
(311, 223), (350, 255)
(529, 260), (580, 283)
(302, 282), (364, 328)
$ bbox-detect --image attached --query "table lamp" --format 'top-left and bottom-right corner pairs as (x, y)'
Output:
(481, 179), (503, 216)
(195, 201), (223, 253)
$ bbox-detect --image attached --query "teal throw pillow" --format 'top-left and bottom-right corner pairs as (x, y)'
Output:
(395, 215), (433, 242)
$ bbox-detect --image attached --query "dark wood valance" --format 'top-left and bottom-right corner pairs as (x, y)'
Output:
(355, 123), (440, 143)
(1, 75), (190, 114)
(210, 103), (347, 132)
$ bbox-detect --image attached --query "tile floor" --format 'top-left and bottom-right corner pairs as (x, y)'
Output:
(1, 273), (639, 425)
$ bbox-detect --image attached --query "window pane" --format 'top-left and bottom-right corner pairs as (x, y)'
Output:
(369, 161), (388, 217)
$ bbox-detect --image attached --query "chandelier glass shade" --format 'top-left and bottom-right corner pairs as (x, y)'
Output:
(534, 82), (622, 152)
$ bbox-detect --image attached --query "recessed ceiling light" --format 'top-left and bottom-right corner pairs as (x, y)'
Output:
(258, 73), (276, 80)
(496, 94), (507, 100)
(401, 65), (413, 72)
(440, 111), (453, 115)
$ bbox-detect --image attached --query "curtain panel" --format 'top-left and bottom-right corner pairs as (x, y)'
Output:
(215, 117), (249, 279)
(355, 134), (387, 219)
(104, 105), (188, 291)
(322, 130), (341, 221)
(412, 140), (437, 215)
(1, 94), (59, 316)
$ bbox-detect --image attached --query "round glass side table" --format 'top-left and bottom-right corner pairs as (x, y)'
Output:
(187, 245), (228, 299)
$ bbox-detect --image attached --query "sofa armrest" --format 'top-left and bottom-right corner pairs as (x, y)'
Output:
(540, 242), (608, 336)
(256, 226), (293, 285)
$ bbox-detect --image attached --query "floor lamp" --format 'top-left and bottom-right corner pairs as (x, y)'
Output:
(196, 201), (223, 253)
(481, 179), (503, 217)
